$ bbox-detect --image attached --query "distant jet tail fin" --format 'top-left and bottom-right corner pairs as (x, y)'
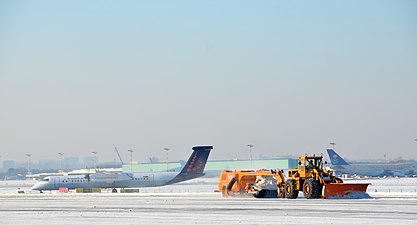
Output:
(326, 149), (350, 166)
(167, 146), (212, 184)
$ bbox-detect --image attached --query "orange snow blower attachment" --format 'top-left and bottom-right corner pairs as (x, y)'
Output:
(285, 154), (370, 199)
(218, 169), (286, 198)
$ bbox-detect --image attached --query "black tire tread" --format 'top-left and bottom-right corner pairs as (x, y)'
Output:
(285, 179), (299, 199)
(303, 178), (320, 199)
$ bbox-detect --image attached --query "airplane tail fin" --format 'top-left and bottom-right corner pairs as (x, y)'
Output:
(167, 146), (212, 184)
(180, 146), (212, 174)
(326, 149), (350, 166)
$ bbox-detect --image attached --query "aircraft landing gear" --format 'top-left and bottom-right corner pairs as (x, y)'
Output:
(112, 188), (118, 193)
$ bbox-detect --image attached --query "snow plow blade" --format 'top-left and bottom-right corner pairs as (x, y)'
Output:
(323, 183), (370, 198)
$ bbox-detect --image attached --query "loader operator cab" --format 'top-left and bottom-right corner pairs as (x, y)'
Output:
(297, 155), (323, 176)
(306, 160), (314, 171)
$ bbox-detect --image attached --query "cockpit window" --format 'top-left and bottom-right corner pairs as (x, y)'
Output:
(43, 177), (50, 182)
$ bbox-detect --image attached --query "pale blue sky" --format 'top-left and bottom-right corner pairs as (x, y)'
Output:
(0, 0), (416, 163)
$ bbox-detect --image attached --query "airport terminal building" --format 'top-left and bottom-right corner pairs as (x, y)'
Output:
(122, 158), (298, 176)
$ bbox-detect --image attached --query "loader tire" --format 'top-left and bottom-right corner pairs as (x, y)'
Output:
(316, 185), (323, 199)
(285, 179), (299, 199)
(303, 178), (320, 199)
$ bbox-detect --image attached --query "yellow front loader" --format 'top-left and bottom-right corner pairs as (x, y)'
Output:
(285, 155), (369, 199)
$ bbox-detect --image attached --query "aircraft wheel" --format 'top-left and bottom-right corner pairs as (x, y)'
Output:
(112, 188), (118, 193)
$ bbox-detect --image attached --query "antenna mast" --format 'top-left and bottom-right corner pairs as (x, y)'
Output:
(114, 147), (124, 165)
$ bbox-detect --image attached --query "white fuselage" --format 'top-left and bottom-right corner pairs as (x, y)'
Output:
(332, 162), (417, 176)
(31, 171), (180, 191)
(32, 145), (213, 191)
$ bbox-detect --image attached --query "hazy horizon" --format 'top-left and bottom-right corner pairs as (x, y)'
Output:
(1, 1), (416, 163)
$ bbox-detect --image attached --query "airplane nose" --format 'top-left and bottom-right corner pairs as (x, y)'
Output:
(31, 183), (41, 190)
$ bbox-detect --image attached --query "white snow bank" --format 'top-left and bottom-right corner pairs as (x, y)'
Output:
(369, 191), (417, 199)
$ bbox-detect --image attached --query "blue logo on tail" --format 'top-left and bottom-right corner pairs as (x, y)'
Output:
(326, 149), (349, 166)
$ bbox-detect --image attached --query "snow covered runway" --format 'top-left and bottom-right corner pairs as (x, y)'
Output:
(0, 177), (416, 224)
(1, 193), (416, 225)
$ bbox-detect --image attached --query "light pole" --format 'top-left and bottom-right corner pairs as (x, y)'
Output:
(128, 149), (133, 172)
(329, 142), (336, 149)
(247, 144), (254, 169)
(58, 152), (64, 172)
(92, 151), (98, 170)
(163, 147), (170, 172)
(26, 154), (32, 175)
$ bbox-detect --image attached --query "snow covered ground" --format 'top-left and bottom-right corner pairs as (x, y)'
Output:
(0, 177), (416, 224)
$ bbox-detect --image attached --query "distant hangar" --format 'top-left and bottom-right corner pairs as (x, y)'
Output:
(122, 158), (298, 176)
